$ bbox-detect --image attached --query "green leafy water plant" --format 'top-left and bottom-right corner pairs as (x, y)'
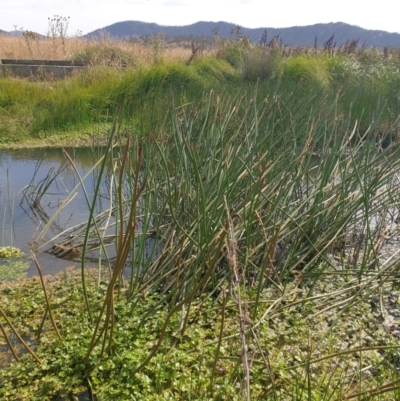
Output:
(2, 268), (400, 400)
(0, 246), (24, 258)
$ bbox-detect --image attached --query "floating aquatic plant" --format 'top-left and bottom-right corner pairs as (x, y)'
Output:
(0, 246), (24, 259)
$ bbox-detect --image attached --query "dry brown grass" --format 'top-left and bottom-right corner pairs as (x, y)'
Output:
(0, 35), (87, 60)
(0, 34), (200, 67)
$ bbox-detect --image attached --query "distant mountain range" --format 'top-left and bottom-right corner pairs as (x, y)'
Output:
(2, 21), (400, 48)
(84, 21), (400, 48)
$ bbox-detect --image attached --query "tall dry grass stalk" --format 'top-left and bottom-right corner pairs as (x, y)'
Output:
(0, 35), (86, 60)
(0, 35), (195, 67)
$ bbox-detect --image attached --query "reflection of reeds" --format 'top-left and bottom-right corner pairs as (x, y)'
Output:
(0, 170), (16, 247)
(21, 155), (69, 209)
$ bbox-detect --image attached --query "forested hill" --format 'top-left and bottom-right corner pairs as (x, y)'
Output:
(85, 21), (400, 48)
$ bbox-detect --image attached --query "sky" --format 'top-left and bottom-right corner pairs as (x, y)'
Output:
(1, 0), (400, 36)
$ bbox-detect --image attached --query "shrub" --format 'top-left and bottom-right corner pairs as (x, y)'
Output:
(218, 40), (279, 81)
(74, 42), (136, 67)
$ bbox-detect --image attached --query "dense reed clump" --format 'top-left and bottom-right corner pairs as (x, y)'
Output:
(3, 33), (400, 399)
(3, 78), (400, 399)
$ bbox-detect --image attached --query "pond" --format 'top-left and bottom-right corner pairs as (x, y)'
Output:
(0, 147), (115, 279)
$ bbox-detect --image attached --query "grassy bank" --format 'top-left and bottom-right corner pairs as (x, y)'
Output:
(1, 35), (400, 147)
(0, 57), (237, 146)
(2, 36), (400, 399)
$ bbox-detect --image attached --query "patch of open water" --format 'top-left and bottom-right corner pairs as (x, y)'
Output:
(0, 147), (112, 278)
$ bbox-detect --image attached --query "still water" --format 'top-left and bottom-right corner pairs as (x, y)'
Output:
(0, 147), (111, 278)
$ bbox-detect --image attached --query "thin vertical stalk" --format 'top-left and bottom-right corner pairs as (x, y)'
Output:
(209, 288), (226, 395)
(224, 196), (250, 401)
(32, 253), (62, 341)
(80, 108), (121, 320)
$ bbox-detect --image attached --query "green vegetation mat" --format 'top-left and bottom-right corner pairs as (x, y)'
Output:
(0, 247), (29, 282)
(1, 268), (400, 400)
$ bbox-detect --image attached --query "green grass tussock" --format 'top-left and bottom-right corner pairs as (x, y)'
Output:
(132, 62), (203, 96)
(191, 57), (236, 82)
(281, 55), (331, 90)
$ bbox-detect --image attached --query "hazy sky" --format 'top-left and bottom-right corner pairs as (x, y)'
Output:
(1, 0), (400, 36)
